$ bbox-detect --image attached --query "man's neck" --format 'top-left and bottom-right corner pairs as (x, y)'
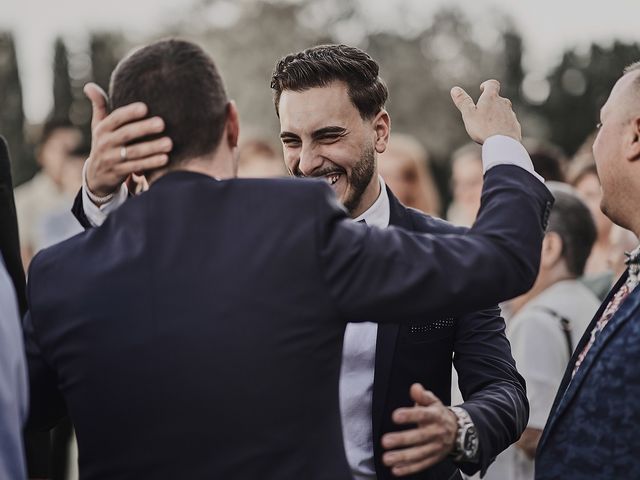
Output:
(147, 152), (236, 185)
(350, 173), (382, 219)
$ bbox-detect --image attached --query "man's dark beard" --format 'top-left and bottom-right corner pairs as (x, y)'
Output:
(343, 143), (376, 215)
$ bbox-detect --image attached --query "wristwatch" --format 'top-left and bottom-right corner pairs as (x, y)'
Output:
(447, 406), (479, 462)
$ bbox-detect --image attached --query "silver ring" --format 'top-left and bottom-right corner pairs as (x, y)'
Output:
(120, 146), (128, 161)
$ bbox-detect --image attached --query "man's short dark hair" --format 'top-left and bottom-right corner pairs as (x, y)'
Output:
(271, 44), (388, 119)
(109, 39), (229, 167)
(546, 182), (597, 277)
(40, 118), (77, 146)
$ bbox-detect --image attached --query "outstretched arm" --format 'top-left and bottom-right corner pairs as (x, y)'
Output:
(318, 79), (552, 322)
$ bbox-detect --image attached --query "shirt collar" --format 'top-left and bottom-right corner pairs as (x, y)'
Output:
(353, 176), (390, 228)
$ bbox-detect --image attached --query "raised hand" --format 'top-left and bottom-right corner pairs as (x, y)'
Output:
(381, 383), (458, 476)
(84, 82), (172, 198)
(451, 79), (521, 144)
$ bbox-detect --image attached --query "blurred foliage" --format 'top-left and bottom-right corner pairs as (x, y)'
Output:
(0, 32), (34, 186)
(534, 41), (640, 156)
(3, 0), (640, 194)
(52, 37), (73, 123)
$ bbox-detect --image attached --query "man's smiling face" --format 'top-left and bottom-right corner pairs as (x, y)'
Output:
(278, 81), (382, 217)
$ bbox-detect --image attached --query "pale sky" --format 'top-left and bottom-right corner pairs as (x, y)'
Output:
(2, 0), (640, 122)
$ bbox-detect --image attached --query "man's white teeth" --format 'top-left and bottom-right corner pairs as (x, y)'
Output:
(326, 174), (340, 185)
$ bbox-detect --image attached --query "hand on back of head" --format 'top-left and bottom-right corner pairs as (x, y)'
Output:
(84, 82), (171, 198)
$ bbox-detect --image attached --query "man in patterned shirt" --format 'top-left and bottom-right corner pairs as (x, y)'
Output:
(536, 62), (640, 479)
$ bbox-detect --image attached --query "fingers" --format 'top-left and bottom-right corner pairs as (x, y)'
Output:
(84, 82), (110, 130)
(388, 454), (441, 477)
(121, 137), (173, 161)
(97, 102), (150, 135)
(108, 118), (166, 148)
(479, 79), (501, 97)
(391, 405), (440, 425)
(112, 154), (169, 177)
(383, 441), (441, 468)
(409, 383), (438, 407)
(450, 86), (475, 115)
(382, 424), (440, 449)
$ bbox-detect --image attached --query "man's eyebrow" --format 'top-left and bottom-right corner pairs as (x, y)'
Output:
(311, 126), (347, 140)
(280, 131), (300, 140)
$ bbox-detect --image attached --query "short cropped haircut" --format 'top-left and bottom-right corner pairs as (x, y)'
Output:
(109, 39), (229, 167)
(546, 182), (597, 277)
(271, 44), (388, 119)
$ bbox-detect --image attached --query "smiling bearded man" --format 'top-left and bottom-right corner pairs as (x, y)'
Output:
(270, 44), (531, 480)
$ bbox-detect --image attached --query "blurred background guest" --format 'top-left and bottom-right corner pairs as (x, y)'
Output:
(35, 143), (86, 250)
(14, 119), (82, 268)
(446, 142), (482, 226)
(523, 138), (567, 183)
(484, 183), (599, 480)
(237, 138), (286, 178)
(569, 154), (615, 299)
(377, 133), (441, 215)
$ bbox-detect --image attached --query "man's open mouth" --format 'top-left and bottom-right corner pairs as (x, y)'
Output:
(324, 172), (342, 186)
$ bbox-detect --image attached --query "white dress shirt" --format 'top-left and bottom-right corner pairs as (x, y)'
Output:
(341, 176), (390, 480)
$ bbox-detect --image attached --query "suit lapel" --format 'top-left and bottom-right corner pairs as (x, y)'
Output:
(372, 188), (411, 445)
(539, 271), (633, 451)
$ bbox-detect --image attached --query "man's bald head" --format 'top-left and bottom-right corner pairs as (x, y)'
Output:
(592, 62), (640, 236)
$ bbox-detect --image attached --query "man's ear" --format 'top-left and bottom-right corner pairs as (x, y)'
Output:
(225, 100), (240, 149)
(541, 231), (563, 269)
(628, 116), (640, 162)
(373, 109), (391, 154)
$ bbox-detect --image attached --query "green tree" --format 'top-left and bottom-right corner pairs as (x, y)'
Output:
(51, 37), (73, 123)
(0, 32), (34, 186)
(501, 28), (525, 109)
(535, 41), (640, 156)
(90, 32), (125, 93)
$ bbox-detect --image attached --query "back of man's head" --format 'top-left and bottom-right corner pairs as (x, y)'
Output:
(546, 182), (597, 277)
(271, 44), (388, 119)
(109, 39), (229, 168)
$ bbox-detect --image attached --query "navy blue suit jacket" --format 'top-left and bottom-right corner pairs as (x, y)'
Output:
(373, 189), (528, 480)
(536, 271), (640, 479)
(25, 166), (551, 480)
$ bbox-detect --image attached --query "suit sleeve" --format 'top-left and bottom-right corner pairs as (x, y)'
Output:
(72, 188), (94, 230)
(23, 268), (67, 431)
(453, 306), (528, 476)
(71, 182), (129, 230)
(316, 164), (553, 322)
